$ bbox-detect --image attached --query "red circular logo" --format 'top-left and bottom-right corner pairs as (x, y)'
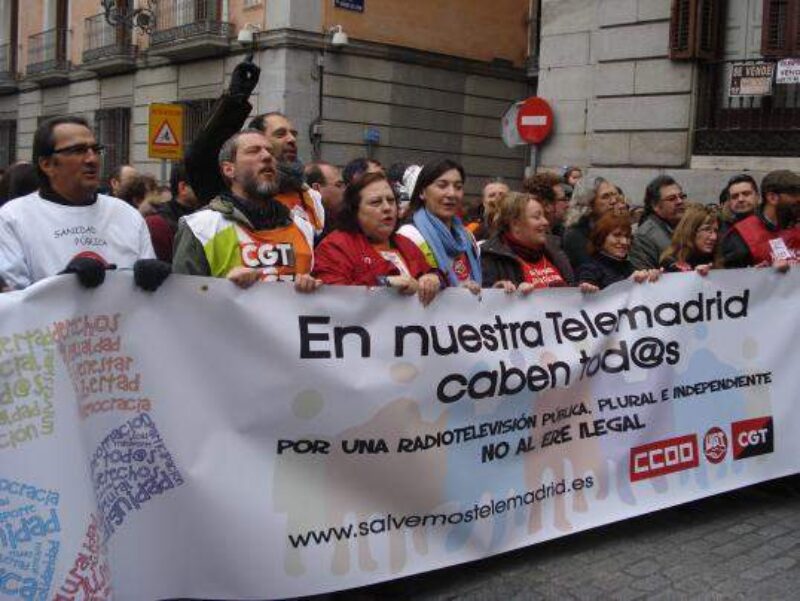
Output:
(703, 427), (728, 464)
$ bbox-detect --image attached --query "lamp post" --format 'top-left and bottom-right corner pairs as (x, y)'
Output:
(100, 0), (157, 35)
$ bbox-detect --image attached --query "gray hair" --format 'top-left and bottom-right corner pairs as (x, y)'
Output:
(218, 129), (266, 167)
(564, 176), (608, 227)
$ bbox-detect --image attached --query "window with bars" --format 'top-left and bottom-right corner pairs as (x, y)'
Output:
(669, 0), (723, 60)
(95, 107), (131, 184)
(180, 98), (216, 150)
(762, 0), (800, 56)
(0, 120), (16, 168)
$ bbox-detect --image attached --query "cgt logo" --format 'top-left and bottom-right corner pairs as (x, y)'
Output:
(630, 434), (699, 482)
(732, 416), (774, 460)
(240, 242), (295, 268)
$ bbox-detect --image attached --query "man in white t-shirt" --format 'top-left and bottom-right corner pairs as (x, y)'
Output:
(0, 116), (168, 291)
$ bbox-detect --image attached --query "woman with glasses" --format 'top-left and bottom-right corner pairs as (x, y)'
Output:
(562, 176), (625, 271)
(660, 204), (721, 275)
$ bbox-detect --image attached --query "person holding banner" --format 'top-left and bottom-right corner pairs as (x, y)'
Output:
(577, 212), (659, 291)
(172, 129), (321, 292)
(397, 159), (482, 294)
(722, 169), (800, 269)
(480, 190), (574, 293)
(174, 58), (320, 291)
(313, 172), (440, 305)
(660, 204), (721, 275)
(0, 116), (168, 291)
(562, 177), (625, 271)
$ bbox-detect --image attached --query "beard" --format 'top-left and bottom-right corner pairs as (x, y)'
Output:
(277, 160), (305, 193)
(241, 169), (281, 201)
(776, 201), (799, 229)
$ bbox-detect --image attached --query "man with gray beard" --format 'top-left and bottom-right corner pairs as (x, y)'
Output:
(172, 128), (320, 291)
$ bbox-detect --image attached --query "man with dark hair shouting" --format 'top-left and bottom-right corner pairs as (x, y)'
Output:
(185, 56), (324, 241)
(173, 59), (320, 292)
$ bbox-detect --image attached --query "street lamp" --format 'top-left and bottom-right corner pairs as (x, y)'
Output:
(101, 0), (157, 35)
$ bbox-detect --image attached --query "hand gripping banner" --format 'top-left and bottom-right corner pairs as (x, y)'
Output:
(1, 270), (798, 600)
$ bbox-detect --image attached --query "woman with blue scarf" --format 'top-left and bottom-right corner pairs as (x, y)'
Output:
(398, 159), (482, 294)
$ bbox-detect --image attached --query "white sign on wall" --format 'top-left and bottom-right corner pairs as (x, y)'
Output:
(776, 58), (800, 84)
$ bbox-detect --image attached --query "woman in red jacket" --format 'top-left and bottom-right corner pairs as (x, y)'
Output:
(313, 172), (441, 305)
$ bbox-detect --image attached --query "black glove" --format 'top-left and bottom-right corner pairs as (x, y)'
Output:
(228, 55), (260, 97)
(60, 257), (113, 288)
(133, 259), (171, 292)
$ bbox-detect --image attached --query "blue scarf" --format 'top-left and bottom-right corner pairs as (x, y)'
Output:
(412, 209), (481, 287)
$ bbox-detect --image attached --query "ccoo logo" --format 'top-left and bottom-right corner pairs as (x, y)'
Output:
(630, 434), (699, 482)
(731, 416), (774, 460)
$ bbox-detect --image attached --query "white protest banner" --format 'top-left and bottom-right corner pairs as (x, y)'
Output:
(1, 269), (799, 600)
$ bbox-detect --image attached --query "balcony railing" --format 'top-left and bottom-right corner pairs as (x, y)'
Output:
(28, 27), (71, 75)
(0, 43), (15, 76)
(83, 13), (136, 63)
(151, 0), (232, 47)
(694, 58), (800, 157)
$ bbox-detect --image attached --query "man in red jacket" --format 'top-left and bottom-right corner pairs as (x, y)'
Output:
(722, 170), (800, 269)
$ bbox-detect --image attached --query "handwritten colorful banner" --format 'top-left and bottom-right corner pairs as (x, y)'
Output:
(1, 269), (798, 600)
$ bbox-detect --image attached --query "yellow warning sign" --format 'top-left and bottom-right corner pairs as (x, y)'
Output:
(148, 103), (184, 160)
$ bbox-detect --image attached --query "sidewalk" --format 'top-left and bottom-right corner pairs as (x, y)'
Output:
(344, 477), (800, 600)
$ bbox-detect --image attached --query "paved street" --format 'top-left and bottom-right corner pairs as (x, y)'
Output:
(342, 477), (800, 601)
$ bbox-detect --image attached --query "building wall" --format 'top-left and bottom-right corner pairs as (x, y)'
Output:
(68, 0), (100, 68)
(319, 52), (528, 195)
(18, 0), (43, 75)
(537, 0), (797, 205)
(323, 0), (530, 67)
(2, 0), (532, 189)
(229, 0), (266, 32)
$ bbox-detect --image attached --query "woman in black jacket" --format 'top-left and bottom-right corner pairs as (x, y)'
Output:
(481, 191), (574, 293)
(562, 177), (625, 271)
(577, 212), (659, 291)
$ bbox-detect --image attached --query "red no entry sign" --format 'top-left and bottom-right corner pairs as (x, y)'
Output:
(515, 96), (554, 145)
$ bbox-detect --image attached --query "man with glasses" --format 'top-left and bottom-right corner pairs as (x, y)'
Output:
(0, 116), (161, 290)
(629, 175), (687, 269)
(722, 170), (800, 269)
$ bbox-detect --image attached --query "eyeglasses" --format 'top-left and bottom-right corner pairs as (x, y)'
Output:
(51, 143), (105, 157)
(661, 192), (687, 203)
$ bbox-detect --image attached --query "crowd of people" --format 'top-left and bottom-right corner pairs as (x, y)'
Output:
(0, 57), (798, 300)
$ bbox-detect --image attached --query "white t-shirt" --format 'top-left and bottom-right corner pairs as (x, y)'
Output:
(0, 192), (155, 289)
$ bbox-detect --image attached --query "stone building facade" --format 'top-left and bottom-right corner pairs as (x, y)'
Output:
(537, 0), (800, 204)
(0, 0), (534, 196)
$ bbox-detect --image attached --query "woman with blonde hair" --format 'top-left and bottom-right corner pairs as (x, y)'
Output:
(659, 203), (721, 275)
(481, 190), (573, 293)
